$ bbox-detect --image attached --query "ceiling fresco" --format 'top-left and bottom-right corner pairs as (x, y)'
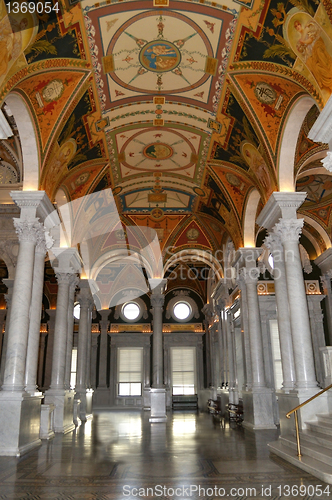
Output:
(0, 0), (331, 286)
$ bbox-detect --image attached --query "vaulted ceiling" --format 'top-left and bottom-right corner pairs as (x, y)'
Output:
(0, 0), (331, 268)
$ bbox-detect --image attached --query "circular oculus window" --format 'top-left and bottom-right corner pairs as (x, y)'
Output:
(173, 301), (191, 321)
(122, 302), (141, 321)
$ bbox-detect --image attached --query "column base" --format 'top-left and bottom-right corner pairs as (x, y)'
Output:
(242, 388), (276, 430)
(278, 388), (327, 435)
(149, 388), (167, 423)
(0, 391), (43, 456)
(92, 387), (110, 408)
(40, 403), (55, 440)
(75, 389), (94, 422)
(44, 389), (75, 434)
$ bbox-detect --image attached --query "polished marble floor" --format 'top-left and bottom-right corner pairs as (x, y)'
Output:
(0, 411), (330, 500)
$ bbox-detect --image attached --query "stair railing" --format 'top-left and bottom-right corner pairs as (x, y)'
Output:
(286, 383), (332, 460)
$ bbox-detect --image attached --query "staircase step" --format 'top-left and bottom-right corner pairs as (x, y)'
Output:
(268, 440), (332, 484)
(280, 435), (332, 466)
(300, 429), (332, 448)
(306, 421), (332, 436)
(317, 414), (332, 426)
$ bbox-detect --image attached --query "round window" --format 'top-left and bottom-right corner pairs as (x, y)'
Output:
(173, 302), (191, 321)
(73, 303), (80, 320)
(123, 302), (140, 321)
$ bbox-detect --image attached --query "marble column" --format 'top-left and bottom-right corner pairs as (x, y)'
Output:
(265, 232), (296, 391)
(93, 310), (109, 407)
(43, 309), (56, 390)
(320, 273), (332, 346)
(64, 277), (79, 389)
(226, 311), (238, 404)
(0, 310), (6, 363)
(315, 248), (332, 346)
(1, 219), (40, 392)
(236, 275), (252, 390)
(25, 230), (48, 393)
(215, 304), (224, 388)
(0, 191), (57, 456)
(275, 219), (317, 390)
(90, 331), (99, 390)
(45, 247), (81, 434)
(0, 280), (14, 387)
(233, 248), (275, 429)
(149, 278), (167, 423)
(75, 280), (93, 422)
(98, 310), (109, 387)
(37, 331), (47, 389)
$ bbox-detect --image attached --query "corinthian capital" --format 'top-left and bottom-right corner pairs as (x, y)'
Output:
(274, 218), (304, 244)
(264, 232), (282, 253)
(13, 218), (41, 244)
(238, 267), (260, 285)
(55, 272), (74, 286)
(150, 293), (165, 308)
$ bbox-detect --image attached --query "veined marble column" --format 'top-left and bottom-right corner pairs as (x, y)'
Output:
(233, 248), (275, 429)
(0, 190), (57, 456)
(242, 267), (266, 389)
(149, 278), (167, 423)
(0, 280), (14, 387)
(49, 273), (72, 391)
(98, 310), (109, 388)
(43, 309), (56, 389)
(320, 273), (332, 346)
(1, 219), (39, 392)
(45, 247), (81, 434)
(64, 276), (79, 389)
(90, 332), (99, 390)
(25, 229), (48, 393)
(75, 281), (93, 422)
(315, 248), (332, 346)
(37, 331), (47, 389)
(226, 311), (238, 404)
(215, 304), (224, 388)
(265, 232), (296, 391)
(236, 275), (252, 391)
(150, 285), (166, 388)
(275, 219), (317, 390)
(93, 310), (109, 407)
(85, 306), (93, 389)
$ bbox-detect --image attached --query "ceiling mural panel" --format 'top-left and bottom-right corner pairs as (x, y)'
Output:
(0, 0), (331, 262)
(16, 69), (89, 151)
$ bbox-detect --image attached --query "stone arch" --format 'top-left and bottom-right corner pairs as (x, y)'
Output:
(5, 93), (39, 191)
(278, 95), (316, 192)
(164, 249), (223, 280)
(243, 188), (260, 247)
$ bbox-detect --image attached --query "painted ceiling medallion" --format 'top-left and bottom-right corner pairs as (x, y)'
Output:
(139, 41), (181, 73)
(143, 143), (173, 160)
(107, 12), (213, 94)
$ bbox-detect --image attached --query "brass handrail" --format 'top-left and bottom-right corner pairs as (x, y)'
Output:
(286, 383), (332, 459)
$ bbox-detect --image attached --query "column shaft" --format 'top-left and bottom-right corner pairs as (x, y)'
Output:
(49, 274), (71, 390)
(25, 240), (47, 393)
(151, 295), (164, 388)
(98, 310), (109, 388)
(275, 219), (317, 389)
(245, 272), (266, 388)
(64, 278), (78, 389)
(2, 220), (39, 391)
(265, 233), (296, 390)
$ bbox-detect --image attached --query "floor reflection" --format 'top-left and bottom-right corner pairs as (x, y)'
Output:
(0, 411), (329, 499)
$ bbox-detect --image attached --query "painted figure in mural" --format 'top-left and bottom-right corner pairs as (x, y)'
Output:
(141, 42), (179, 72)
(294, 19), (332, 95)
(0, 17), (28, 76)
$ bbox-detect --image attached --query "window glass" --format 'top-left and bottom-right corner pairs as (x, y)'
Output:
(123, 302), (140, 320)
(173, 302), (191, 320)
